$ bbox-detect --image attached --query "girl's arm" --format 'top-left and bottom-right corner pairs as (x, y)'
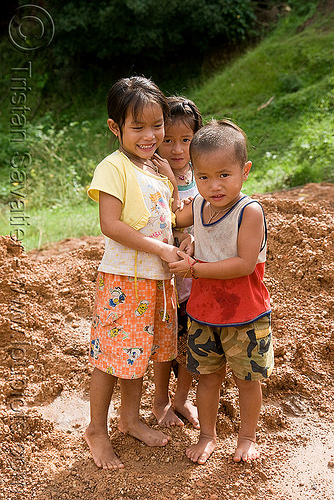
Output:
(99, 191), (180, 263)
(169, 203), (264, 279)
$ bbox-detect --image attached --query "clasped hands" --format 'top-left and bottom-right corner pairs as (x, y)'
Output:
(169, 235), (196, 278)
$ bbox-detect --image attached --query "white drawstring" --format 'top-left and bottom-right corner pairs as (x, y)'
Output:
(162, 280), (167, 322)
(134, 250), (139, 301)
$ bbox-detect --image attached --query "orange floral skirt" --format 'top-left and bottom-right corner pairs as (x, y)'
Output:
(89, 272), (177, 379)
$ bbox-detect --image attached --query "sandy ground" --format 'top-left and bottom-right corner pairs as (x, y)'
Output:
(1, 182), (333, 500)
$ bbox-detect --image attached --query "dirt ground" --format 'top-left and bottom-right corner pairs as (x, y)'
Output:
(1, 182), (333, 500)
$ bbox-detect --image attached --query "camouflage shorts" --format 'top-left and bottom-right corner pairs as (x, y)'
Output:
(186, 314), (274, 381)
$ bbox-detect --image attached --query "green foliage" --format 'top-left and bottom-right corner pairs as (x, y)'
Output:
(277, 74), (303, 94)
(46, 0), (256, 67)
(0, 116), (109, 210)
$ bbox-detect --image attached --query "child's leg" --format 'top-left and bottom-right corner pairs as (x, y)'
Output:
(233, 375), (262, 462)
(186, 365), (226, 464)
(84, 367), (124, 469)
(118, 376), (171, 446)
(151, 278), (180, 427)
(152, 360), (184, 427)
(173, 364), (200, 429)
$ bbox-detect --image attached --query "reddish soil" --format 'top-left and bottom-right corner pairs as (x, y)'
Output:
(1, 182), (333, 500)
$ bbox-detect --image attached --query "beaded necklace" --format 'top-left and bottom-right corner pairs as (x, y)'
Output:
(173, 164), (193, 185)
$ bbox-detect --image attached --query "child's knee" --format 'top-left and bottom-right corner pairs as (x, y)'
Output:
(232, 373), (260, 389)
(201, 366), (226, 385)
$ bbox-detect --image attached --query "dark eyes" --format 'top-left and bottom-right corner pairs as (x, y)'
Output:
(163, 138), (191, 144)
(198, 174), (229, 180)
(132, 123), (163, 130)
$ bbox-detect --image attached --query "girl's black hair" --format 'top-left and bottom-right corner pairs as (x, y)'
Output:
(166, 96), (202, 134)
(107, 76), (170, 136)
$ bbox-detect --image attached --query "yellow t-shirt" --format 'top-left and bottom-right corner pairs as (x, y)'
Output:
(88, 150), (174, 279)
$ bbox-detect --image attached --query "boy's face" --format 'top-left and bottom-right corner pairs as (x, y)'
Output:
(158, 119), (194, 171)
(107, 103), (164, 161)
(193, 147), (252, 211)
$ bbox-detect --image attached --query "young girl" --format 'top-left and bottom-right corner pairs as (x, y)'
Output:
(85, 76), (181, 469)
(169, 119), (274, 464)
(153, 97), (202, 429)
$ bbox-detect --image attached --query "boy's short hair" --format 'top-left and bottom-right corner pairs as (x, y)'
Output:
(190, 119), (248, 166)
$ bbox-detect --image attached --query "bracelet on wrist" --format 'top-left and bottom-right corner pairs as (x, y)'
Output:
(189, 259), (199, 279)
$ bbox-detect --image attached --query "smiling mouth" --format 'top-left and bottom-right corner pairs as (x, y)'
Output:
(138, 144), (155, 150)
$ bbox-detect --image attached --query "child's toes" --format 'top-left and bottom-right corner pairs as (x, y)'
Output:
(197, 452), (209, 464)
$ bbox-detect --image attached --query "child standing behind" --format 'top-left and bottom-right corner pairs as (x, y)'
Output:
(85, 76), (180, 469)
(169, 119), (274, 464)
(153, 97), (202, 429)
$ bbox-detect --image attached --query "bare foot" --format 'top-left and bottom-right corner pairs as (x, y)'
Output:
(173, 399), (200, 429)
(186, 435), (216, 464)
(118, 418), (171, 446)
(153, 400), (184, 427)
(84, 427), (124, 469)
(233, 437), (260, 462)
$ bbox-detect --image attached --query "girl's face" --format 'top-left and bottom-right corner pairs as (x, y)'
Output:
(158, 119), (194, 171)
(193, 147), (252, 211)
(108, 103), (165, 161)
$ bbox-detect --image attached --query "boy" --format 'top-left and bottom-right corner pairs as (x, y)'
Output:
(169, 119), (274, 464)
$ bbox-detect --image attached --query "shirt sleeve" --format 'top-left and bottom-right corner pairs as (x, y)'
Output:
(87, 156), (125, 203)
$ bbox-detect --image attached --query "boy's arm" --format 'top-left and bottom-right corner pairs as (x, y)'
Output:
(99, 191), (180, 263)
(169, 203), (264, 279)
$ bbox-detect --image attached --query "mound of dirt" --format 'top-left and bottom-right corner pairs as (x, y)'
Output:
(1, 183), (333, 500)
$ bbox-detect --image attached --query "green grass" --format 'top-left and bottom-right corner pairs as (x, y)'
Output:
(188, 7), (334, 193)
(0, 199), (100, 252)
(1, 2), (333, 250)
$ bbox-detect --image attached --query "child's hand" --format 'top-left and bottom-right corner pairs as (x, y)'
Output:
(151, 153), (173, 181)
(175, 196), (193, 213)
(169, 250), (195, 277)
(160, 243), (182, 263)
(152, 153), (180, 212)
(181, 196), (194, 206)
(179, 235), (194, 256)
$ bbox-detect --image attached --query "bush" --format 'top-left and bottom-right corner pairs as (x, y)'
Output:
(45, 0), (257, 67)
